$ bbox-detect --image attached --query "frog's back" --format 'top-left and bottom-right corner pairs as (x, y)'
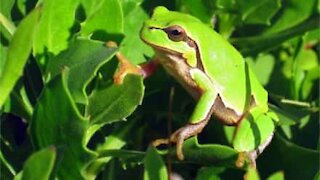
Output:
(187, 22), (268, 115)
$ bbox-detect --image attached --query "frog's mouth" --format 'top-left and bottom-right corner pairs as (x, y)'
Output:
(143, 40), (181, 55)
(140, 27), (182, 55)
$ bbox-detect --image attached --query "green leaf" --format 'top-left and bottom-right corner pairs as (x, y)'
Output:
(238, 0), (281, 25)
(0, 44), (8, 82)
(30, 69), (96, 179)
(217, 13), (240, 38)
(1, 2), (319, 179)
(244, 167), (260, 180)
(296, 49), (318, 71)
(87, 75), (144, 125)
(182, 137), (239, 167)
(258, 133), (319, 180)
(266, 171), (284, 180)
(33, 0), (80, 55)
(231, 16), (319, 55)
(119, 4), (153, 64)
(264, 0), (317, 34)
(98, 149), (145, 165)
(121, 0), (144, 16)
(0, 2), (16, 35)
(233, 111), (275, 152)
(80, 0), (123, 40)
(46, 38), (117, 104)
(215, 0), (236, 11)
(17, 0), (27, 16)
(177, 0), (213, 25)
(294, 46), (319, 100)
(269, 105), (299, 125)
(85, 119), (137, 175)
(246, 54), (275, 85)
(0, 21), (13, 45)
(96, 119), (136, 153)
(143, 146), (168, 180)
(0, 0), (15, 19)
(20, 146), (56, 180)
(301, 66), (319, 100)
(0, 7), (41, 108)
(196, 167), (225, 180)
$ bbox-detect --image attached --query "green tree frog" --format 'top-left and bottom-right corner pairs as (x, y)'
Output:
(113, 6), (277, 167)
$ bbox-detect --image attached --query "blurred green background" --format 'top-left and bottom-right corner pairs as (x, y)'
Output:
(0, 0), (319, 179)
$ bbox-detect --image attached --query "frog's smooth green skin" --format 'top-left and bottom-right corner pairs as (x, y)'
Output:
(139, 6), (273, 163)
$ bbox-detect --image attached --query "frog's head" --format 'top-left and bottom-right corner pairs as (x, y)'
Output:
(140, 6), (202, 67)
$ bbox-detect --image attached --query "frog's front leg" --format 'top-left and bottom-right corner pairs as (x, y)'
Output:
(107, 41), (159, 84)
(153, 69), (218, 160)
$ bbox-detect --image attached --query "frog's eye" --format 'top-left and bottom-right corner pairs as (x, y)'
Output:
(164, 25), (186, 42)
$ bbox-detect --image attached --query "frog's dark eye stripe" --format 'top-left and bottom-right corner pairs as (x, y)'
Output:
(163, 25), (186, 42)
(186, 38), (196, 48)
(162, 25), (203, 70)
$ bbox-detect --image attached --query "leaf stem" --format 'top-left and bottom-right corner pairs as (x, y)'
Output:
(280, 99), (311, 107)
(0, 13), (16, 35)
(0, 150), (16, 176)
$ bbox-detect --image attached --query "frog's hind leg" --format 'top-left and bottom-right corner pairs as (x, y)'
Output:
(152, 69), (218, 160)
(152, 117), (210, 160)
(234, 100), (276, 169)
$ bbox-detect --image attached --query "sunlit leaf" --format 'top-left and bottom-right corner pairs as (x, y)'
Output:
(0, 0), (16, 35)
(1, 2), (319, 179)
(233, 112), (275, 152)
(244, 167), (260, 180)
(0, 0), (15, 19)
(144, 146), (168, 180)
(33, 0), (80, 55)
(20, 147), (56, 180)
(177, 0), (213, 25)
(0, 7), (41, 107)
(80, 0), (123, 40)
(246, 54), (275, 85)
(266, 171), (284, 180)
(119, 3), (153, 64)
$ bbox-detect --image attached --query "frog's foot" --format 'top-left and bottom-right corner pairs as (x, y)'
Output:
(106, 41), (143, 85)
(235, 133), (274, 169)
(152, 119), (209, 160)
(113, 52), (143, 85)
(235, 151), (257, 169)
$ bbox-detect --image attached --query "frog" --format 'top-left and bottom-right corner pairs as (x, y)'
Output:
(111, 6), (277, 167)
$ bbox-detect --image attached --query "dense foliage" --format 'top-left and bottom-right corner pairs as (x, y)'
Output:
(0, 0), (319, 179)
